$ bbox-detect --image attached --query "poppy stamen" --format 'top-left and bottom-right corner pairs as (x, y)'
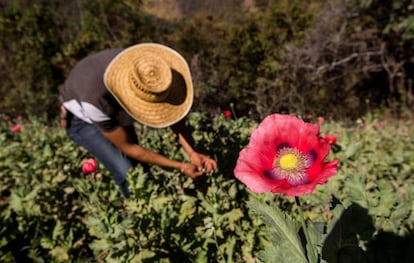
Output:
(273, 147), (310, 185)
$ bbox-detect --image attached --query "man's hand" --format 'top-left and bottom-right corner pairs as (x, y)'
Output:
(181, 162), (204, 179)
(189, 152), (218, 175)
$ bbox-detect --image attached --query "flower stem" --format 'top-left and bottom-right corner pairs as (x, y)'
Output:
(229, 102), (237, 119)
(295, 196), (318, 263)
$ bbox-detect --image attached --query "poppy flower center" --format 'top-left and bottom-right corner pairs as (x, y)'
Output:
(272, 147), (310, 185)
(280, 154), (299, 170)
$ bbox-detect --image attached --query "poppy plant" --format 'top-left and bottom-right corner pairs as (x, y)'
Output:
(317, 116), (324, 124)
(234, 114), (339, 196)
(10, 124), (22, 133)
(82, 158), (98, 174)
(324, 134), (337, 145)
(223, 110), (232, 118)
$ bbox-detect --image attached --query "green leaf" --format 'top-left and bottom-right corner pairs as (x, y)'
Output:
(222, 208), (244, 231)
(306, 221), (325, 258)
(53, 172), (67, 183)
(52, 220), (64, 240)
(248, 198), (307, 263)
(49, 246), (69, 262)
(225, 236), (236, 263)
(345, 142), (359, 159)
(178, 198), (196, 225)
(86, 216), (108, 239)
(9, 191), (23, 213)
(63, 187), (75, 194)
(89, 238), (112, 251)
(369, 180), (395, 217)
(390, 200), (411, 223)
(130, 249), (156, 263)
(344, 174), (369, 208)
(151, 196), (170, 211)
(23, 184), (41, 201)
(40, 237), (54, 249)
(228, 183), (238, 198)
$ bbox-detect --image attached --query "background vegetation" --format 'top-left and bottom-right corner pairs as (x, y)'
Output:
(0, 0), (413, 121)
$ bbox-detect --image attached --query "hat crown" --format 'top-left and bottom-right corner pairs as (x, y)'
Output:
(104, 43), (194, 128)
(129, 52), (172, 102)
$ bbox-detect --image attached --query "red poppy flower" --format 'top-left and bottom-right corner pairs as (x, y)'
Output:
(317, 116), (324, 124)
(82, 158), (97, 174)
(223, 110), (232, 118)
(234, 114), (339, 196)
(324, 134), (337, 145)
(10, 124), (21, 133)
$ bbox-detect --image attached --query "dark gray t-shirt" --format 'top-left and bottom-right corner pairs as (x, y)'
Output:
(60, 48), (134, 131)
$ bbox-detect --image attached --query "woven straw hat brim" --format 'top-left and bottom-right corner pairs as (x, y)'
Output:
(104, 43), (193, 128)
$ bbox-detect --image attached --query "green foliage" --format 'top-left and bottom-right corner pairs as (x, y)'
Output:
(1, 112), (414, 262)
(0, 113), (261, 262)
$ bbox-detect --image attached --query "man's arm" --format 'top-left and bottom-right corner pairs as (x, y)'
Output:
(171, 119), (218, 174)
(102, 126), (203, 178)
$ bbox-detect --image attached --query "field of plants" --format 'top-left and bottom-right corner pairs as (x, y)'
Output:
(1, 111), (413, 262)
(1, 0), (413, 262)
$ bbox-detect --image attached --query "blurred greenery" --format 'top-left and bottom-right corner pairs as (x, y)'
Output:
(0, 0), (413, 121)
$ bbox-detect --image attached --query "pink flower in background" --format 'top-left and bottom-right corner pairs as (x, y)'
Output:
(82, 158), (97, 174)
(224, 110), (232, 118)
(16, 115), (23, 121)
(306, 114), (313, 120)
(11, 124), (21, 133)
(324, 134), (337, 145)
(234, 114), (339, 196)
(317, 116), (324, 124)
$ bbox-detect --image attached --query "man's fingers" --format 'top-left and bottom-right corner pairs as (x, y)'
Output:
(203, 159), (217, 171)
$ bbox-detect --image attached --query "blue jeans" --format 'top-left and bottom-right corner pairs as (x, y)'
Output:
(66, 113), (138, 198)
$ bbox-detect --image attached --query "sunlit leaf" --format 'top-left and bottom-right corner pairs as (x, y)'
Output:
(89, 238), (112, 251)
(8, 191), (23, 213)
(40, 237), (54, 249)
(63, 187), (75, 194)
(49, 246), (69, 261)
(178, 198), (196, 225)
(130, 249), (156, 262)
(52, 220), (64, 240)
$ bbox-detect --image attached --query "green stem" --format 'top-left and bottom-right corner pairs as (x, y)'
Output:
(295, 196), (318, 263)
(229, 102), (237, 119)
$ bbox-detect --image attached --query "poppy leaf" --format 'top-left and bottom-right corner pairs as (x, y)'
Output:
(248, 198), (308, 263)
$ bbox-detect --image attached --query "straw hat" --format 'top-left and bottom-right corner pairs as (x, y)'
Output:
(104, 43), (193, 128)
